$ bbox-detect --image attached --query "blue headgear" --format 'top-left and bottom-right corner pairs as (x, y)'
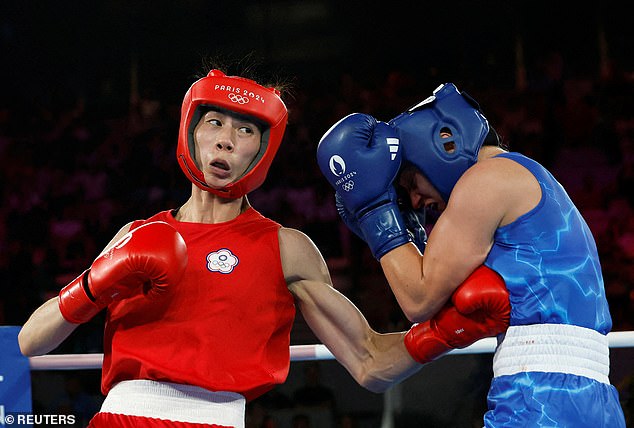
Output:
(389, 83), (489, 202)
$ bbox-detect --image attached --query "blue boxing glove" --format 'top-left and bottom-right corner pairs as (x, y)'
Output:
(335, 191), (364, 240)
(396, 186), (428, 254)
(401, 208), (427, 254)
(338, 190), (427, 254)
(317, 113), (411, 259)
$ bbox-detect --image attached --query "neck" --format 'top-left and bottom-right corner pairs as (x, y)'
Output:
(175, 185), (250, 224)
(477, 145), (507, 161)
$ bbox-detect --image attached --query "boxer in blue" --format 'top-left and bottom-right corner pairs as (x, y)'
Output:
(317, 83), (625, 427)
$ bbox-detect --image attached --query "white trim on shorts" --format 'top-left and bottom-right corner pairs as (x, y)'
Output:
(99, 380), (246, 428)
(493, 323), (610, 385)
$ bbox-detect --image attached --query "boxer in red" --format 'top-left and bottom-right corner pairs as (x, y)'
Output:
(18, 66), (509, 428)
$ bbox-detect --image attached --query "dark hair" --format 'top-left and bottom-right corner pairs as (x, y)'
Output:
(483, 127), (509, 151)
(197, 53), (294, 99)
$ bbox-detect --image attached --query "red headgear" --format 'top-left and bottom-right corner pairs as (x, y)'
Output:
(177, 70), (288, 198)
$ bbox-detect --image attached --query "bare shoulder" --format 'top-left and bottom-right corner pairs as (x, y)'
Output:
(100, 221), (135, 255)
(278, 227), (318, 261)
(453, 155), (541, 226)
(279, 226), (312, 247)
(467, 151), (540, 184)
(278, 227), (330, 286)
(117, 221), (135, 236)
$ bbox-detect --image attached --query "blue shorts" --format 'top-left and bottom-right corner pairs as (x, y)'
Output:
(484, 372), (625, 427)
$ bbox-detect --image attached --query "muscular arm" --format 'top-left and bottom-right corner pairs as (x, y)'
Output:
(18, 297), (79, 356)
(18, 222), (133, 356)
(280, 227), (421, 393)
(381, 158), (529, 323)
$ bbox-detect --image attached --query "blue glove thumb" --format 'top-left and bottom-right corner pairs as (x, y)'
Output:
(401, 208), (427, 254)
(335, 192), (364, 240)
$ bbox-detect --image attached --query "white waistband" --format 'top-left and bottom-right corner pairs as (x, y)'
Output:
(493, 324), (610, 385)
(100, 380), (245, 428)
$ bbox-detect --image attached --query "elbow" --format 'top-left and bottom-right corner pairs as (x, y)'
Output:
(365, 384), (389, 394)
(403, 309), (424, 324)
(402, 305), (433, 324)
(352, 353), (394, 393)
(17, 328), (37, 357)
(407, 312), (433, 324)
(365, 382), (390, 394)
(356, 371), (390, 394)
(17, 326), (49, 357)
(401, 296), (446, 324)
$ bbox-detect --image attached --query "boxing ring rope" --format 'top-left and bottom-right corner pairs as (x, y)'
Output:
(28, 331), (634, 371)
(22, 331), (634, 428)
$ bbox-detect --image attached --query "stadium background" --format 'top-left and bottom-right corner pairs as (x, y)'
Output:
(1, 1), (633, 427)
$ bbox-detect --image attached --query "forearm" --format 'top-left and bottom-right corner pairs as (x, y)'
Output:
(294, 282), (419, 392)
(358, 331), (421, 393)
(381, 244), (446, 323)
(283, 228), (421, 392)
(310, 314), (420, 393)
(18, 297), (79, 356)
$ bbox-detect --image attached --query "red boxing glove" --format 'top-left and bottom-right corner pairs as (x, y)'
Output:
(451, 266), (509, 318)
(58, 221), (188, 324)
(404, 266), (510, 364)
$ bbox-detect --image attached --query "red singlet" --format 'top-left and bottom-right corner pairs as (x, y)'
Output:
(101, 208), (296, 401)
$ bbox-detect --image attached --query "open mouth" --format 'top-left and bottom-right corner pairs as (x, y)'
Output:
(207, 159), (232, 181)
(211, 160), (230, 171)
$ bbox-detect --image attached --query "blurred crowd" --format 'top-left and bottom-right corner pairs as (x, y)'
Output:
(1, 53), (633, 426)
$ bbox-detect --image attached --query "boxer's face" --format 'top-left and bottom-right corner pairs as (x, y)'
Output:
(398, 165), (446, 213)
(398, 129), (452, 212)
(193, 110), (262, 190)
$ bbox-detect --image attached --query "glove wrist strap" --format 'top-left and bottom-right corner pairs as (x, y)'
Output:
(58, 270), (101, 324)
(358, 202), (411, 259)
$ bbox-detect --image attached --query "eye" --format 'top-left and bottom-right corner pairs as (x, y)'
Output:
(238, 126), (255, 135)
(439, 127), (455, 153)
(206, 118), (222, 126)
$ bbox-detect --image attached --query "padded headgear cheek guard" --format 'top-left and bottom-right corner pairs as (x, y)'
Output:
(177, 69), (288, 198)
(389, 83), (489, 202)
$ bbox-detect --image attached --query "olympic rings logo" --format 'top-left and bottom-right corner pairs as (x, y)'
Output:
(207, 248), (239, 274)
(211, 255), (232, 269)
(342, 180), (355, 192)
(228, 93), (250, 104)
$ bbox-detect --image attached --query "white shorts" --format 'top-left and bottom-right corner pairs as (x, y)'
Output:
(493, 323), (610, 384)
(99, 380), (246, 428)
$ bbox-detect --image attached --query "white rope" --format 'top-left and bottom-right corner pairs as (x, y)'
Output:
(28, 331), (634, 371)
